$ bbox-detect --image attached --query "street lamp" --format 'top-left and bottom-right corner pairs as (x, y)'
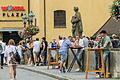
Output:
(20, 11), (39, 39)
(28, 11), (35, 25)
(22, 13), (28, 28)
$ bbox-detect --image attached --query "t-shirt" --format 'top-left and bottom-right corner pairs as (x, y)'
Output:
(17, 45), (23, 58)
(58, 40), (64, 47)
(41, 41), (48, 51)
(112, 39), (120, 48)
(101, 36), (111, 49)
(51, 41), (57, 48)
(79, 38), (84, 48)
(83, 37), (89, 47)
(33, 41), (41, 52)
(0, 41), (6, 54)
(59, 39), (71, 54)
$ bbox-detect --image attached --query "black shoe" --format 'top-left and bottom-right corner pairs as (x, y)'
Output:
(60, 69), (62, 73)
(1, 67), (3, 69)
(40, 63), (44, 66)
(36, 63), (39, 66)
(63, 67), (66, 73)
(36, 62), (39, 66)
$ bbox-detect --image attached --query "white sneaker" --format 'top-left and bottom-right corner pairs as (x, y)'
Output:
(75, 68), (80, 72)
(96, 74), (100, 78)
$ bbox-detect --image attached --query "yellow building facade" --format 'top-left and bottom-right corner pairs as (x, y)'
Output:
(31, 0), (114, 42)
(0, 0), (114, 43)
(0, 0), (28, 43)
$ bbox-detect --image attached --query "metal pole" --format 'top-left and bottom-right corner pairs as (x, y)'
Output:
(35, 18), (37, 27)
(44, 0), (46, 37)
(28, 0), (30, 14)
(28, 0), (30, 25)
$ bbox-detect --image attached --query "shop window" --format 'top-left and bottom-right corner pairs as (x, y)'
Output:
(54, 10), (66, 28)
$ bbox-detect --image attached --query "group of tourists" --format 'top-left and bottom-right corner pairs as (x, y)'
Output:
(18, 37), (48, 66)
(0, 37), (48, 80)
(0, 30), (120, 79)
(48, 30), (120, 78)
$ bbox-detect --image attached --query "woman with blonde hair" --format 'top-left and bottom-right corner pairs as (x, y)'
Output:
(4, 39), (17, 80)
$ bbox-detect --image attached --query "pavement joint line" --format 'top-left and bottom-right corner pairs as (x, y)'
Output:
(18, 66), (70, 80)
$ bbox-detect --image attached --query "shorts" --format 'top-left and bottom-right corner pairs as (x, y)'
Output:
(27, 49), (31, 58)
(33, 51), (40, 57)
(40, 51), (47, 57)
(59, 52), (67, 62)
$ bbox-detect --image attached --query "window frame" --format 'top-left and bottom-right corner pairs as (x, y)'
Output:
(54, 10), (66, 28)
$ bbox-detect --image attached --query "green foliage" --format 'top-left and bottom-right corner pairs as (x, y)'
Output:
(111, 0), (120, 20)
(26, 25), (39, 35)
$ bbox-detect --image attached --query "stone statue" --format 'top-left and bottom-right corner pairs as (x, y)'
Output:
(71, 7), (83, 37)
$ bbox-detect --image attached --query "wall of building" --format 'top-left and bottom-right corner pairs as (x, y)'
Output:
(31, 0), (114, 42)
(0, 0), (28, 28)
(30, 0), (44, 40)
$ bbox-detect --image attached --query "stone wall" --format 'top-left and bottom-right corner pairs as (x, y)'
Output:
(110, 49), (120, 78)
(67, 48), (120, 78)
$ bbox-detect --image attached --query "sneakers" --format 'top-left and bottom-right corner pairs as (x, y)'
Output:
(35, 64), (39, 66)
(96, 74), (100, 78)
(75, 68), (80, 72)
(60, 67), (66, 73)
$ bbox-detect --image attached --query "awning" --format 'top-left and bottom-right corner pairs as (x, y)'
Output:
(0, 28), (22, 32)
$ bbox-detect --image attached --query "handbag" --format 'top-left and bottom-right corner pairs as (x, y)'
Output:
(15, 48), (21, 63)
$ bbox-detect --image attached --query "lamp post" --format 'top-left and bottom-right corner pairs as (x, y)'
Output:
(44, 0), (46, 37)
(28, 11), (35, 25)
(21, 11), (39, 40)
(22, 14), (28, 28)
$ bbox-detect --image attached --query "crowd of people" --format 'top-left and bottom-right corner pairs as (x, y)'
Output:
(0, 37), (48, 80)
(0, 30), (120, 79)
(48, 30), (120, 76)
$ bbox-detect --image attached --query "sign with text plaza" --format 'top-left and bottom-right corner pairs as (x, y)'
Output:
(1, 5), (26, 17)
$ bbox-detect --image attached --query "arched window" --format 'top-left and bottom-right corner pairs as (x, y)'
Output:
(54, 10), (66, 28)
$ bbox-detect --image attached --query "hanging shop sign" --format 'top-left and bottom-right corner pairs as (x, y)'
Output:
(1, 5), (26, 17)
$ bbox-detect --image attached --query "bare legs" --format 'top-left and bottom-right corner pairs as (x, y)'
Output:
(9, 65), (16, 80)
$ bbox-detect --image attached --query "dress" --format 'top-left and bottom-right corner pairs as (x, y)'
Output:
(4, 45), (16, 66)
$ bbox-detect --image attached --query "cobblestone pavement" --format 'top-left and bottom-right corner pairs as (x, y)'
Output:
(1, 67), (56, 80)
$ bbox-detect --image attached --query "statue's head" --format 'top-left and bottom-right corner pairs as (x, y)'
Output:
(74, 7), (79, 12)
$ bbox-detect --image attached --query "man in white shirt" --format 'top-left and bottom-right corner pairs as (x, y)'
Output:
(0, 39), (6, 69)
(33, 38), (41, 66)
(58, 36), (64, 47)
(75, 36), (86, 71)
(82, 36), (89, 48)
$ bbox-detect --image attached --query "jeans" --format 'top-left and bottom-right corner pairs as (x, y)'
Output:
(104, 50), (110, 73)
(95, 51), (101, 70)
(50, 50), (56, 59)
(95, 50), (110, 74)
(44, 51), (47, 65)
(65, 52), (69, 69)
(1, 54), (4, 67)
(76, 48), (85, 71)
